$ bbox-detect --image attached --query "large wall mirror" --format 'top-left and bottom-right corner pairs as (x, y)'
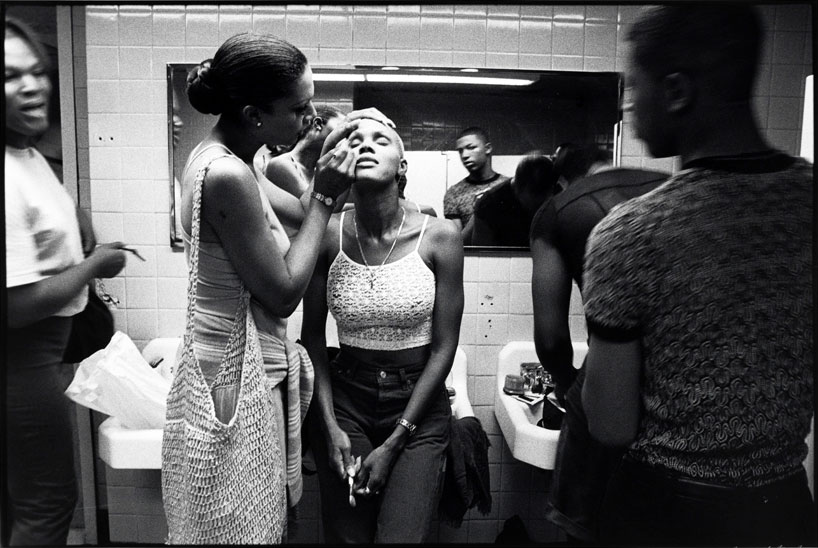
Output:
(168, 64), (622, 250)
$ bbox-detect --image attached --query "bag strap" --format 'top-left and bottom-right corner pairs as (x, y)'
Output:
(181, 151), (250, 373)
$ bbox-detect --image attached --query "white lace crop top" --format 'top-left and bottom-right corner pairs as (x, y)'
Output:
(327, 211), (436, 351)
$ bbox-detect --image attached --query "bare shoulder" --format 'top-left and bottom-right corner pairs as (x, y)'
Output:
(195, 154), (258, 208)
(422, 215), (463, 258)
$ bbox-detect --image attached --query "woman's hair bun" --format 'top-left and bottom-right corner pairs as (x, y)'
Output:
(186, 59), (227, 115)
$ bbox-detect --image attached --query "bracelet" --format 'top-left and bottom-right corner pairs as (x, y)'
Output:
(396, 418), (417, 436)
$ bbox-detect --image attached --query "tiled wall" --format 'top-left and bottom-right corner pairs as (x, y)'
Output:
(80, 4), (812, 544)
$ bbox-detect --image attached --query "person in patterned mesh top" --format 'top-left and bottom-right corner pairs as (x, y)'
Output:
(580, 5), (815, 546)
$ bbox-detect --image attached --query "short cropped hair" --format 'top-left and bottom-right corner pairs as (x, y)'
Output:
(554, 143), (610, 183)
(626, 4), (763, 102)
(456, 126), (490, 144)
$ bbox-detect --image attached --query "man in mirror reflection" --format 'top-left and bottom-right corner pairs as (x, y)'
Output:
(580, 5), (814, 546)
(529, 142), (667, 543)
(443, 126), (510, 241)
(468, 152), (559, 247)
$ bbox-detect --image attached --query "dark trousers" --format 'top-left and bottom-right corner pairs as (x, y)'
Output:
(599, 455), (818, 547)
(310, 350), (450, 544)
(546, 366), (625, 543)
(4, 364), (78, 546)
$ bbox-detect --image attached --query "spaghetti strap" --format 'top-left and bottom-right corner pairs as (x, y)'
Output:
(339, 210), (347, 250)
(415, 201), (422, 213)
(415, 215), (430, 251)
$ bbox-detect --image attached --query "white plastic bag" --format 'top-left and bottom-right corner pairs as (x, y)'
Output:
(65, 331), (171, 429)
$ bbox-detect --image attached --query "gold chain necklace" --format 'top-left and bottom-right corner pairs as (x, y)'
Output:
(353, 206), (406, 289)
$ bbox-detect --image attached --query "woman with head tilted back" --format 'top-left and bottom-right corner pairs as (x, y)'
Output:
(164, 32), (393, 542)
(301, 117), (465, 543)
(4, 16), (128, 546)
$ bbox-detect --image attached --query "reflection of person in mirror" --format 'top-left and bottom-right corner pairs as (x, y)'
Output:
(171, 89), (185, 241)
(172, 31), (392, 542)
(467, 152), (559, 247)
(254, 105), (345, 236)
(581, 5), (814, 546)
(300, 117), (464, 543)
(5, 16), (128, 546)
(528, 142), (667, 543)
(443, 127), (510, 240)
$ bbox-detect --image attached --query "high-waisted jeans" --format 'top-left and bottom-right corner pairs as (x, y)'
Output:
(310, 350), (451, 543)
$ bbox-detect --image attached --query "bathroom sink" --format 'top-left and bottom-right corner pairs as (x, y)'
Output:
(98, 339), (474, 469)
(495, 341), (586, 469)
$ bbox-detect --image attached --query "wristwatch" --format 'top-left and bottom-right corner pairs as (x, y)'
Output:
(310, 190), (335, 207)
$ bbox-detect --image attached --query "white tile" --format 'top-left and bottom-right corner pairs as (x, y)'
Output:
(642, 156), (676, 173)
(569, 283), (584, 315)
(568, 315), (588, 342)
(421, 5), (454, 15)
(154, 213), (172, 246)
(89, 147), (122, 179)
(118, 80), (153, 113)
(488, 5), (520, 18)
(87, 80), (120, 113)
(124, 213), (158, 245)
(419, 50), (453, 67)
(119, 6), (153, 46)
(92, 212), (125, 242)
(507, 314), (533, 342)
(463, 255), (480, 281)
(485, 52), (518, 69)
(766, 129), (799, 156)
(119, 47), (152, 80)
(470, 344), (500, 376)
(473, 375), (495, 406)
(354, 5), (387, 14)
(519, 19), (551, 54)
(157, 309), (186, 338)
(286, 13), (321, 48)
(122, 180), (158, 212)
(123, 245), (158, 277)
(553, 5), (585, 21)
(321, 14), (354, 48)
(508, 283), (532, 315)
(86, 7), (119, 46)
(585, 5), (617, 23)
(88, 113), (121, 147)
(184, 47), (214, 65)
(520, 5), (552, 19)
(352, 48), (386, 66)
(126, 309), (158, 340)
(185, 7), (220, 47)
(584, 22), (616, 57)
(551, 55), (583, 71)
(318, 47), (353, 65)
(218, 6), (253, 42)
(252, 6), (286, 37)
(552, 21), (583, 56)
(463, 281), (479, 313)
(486, 18), (519, 54)
(477, 314), (508, 345)
(452, 51), (485, 69)
(152, 7), (186, 46)
(152, 47), (185, 80)
(387, 15), (420, 50)
(509, 256), (532, 282)
(87, 46), (120, 79)
(583, 56), (615, 73)
(386, 49), (420, 67)
(112, 308), (128, 332)
(388, 5), (420, 15)
(453, 17), (486, 52)
(478, 255), (510, 281)
(126, 277), (158, 308)
(775, 4), (811, 31)
(118, 115), (157, 147)
(459, 313), (478, 345)
(420, 16), (454, 51)
(352, 15), (388, 48)
(100, 277), (126, 308)
(157, 277), (188, 309)
(518, 54), (551, 70)
(90, 179), (123, 212)
(477, 282), (509, 314)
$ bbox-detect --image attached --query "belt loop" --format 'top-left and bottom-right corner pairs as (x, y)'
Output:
(399, 368), (409, 389)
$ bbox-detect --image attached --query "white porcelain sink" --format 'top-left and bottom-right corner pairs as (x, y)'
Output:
(98, 339), (474, 469)
(495, 340), (586, 470)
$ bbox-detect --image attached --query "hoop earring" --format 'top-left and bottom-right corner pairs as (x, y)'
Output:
(256, 122), (262, 127)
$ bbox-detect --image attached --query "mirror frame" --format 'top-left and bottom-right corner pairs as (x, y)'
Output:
(167, 64), (623, 251)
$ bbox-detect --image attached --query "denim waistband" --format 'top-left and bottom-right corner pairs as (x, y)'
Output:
(621, 455), (808, 501)
(333, 349), (428, 374)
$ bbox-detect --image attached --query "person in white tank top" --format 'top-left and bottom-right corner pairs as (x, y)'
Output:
(301, 118), (465, 543)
